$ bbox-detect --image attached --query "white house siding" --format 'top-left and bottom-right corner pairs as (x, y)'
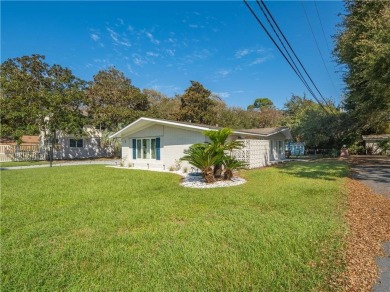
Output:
(53, 137), (113, 160)
(122, 125), (206, 170)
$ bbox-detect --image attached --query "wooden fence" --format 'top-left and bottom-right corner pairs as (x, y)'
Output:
(0, 145), (45, 162)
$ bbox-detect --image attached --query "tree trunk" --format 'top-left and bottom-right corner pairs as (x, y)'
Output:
(203, 167), (216, 183)
(224, 169), (233, 181)
(213, 164), (223, 179)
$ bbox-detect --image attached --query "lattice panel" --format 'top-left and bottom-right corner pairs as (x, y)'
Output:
(232, 139), (269, 169)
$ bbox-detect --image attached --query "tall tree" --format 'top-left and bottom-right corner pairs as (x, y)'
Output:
(178, 81), (216, 124)
(283, 94), (347, 148)
(143, 88), (180, 121)
(247, 98), (283, 128)
(247, 97), (274, 110)
(334, 0), (390, 135)
(0, 54), (86, 142)
(86, 67), (149, 131)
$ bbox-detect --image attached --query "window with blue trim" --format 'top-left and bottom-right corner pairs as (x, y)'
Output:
(136, 138), (157, 159)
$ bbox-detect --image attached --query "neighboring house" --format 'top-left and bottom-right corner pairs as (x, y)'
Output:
(41, 126), (115, 160)
(110, 117), (292, 170)
(362, 134), (390, 155)
(285, 142), (305, 156)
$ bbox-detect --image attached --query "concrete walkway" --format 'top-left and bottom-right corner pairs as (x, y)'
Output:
(348, 156), (390, 292)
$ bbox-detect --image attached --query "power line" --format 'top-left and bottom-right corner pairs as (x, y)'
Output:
(301, 0), (338, 98)
(313, 0), (339, 94)
(258, 0), (329, 106)
(242, 0), (329, 113)
(314, 0), (331, 53)
(255, 1), (306, 87)
(242, 0), (321, 108)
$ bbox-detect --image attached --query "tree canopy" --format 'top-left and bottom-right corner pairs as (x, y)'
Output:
(334, 0), (390, 135)
(178, 81), (216, 124)
(86, 67), (149, 131)
(0, 54), (86, 142)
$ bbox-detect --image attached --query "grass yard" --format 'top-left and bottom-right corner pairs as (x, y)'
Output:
(1, 161), (348, 291)
(0, 160), (52, 167)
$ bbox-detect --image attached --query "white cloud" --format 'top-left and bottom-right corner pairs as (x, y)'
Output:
(235, 49), (251, 59)
(213, 92), (231, 99)
(146, 32), (160, 45)
(107, 28), (119, 42)
(128, 25), (134, 32)
(250, 55), (272, 66)
(117, 18), (124, 25)
(106, 27), (131, 47)
(146, 52), (159, 57)
(126, 63), (138, 75)
(166, 49), (175, 57)
(90, 33), (100, 42)
(189, 24), (198, 28)
(217, 69), (231, 77)
(151, 84), (181, 95)
(192, 49), (210, 60)
(132, 54), (147, 66)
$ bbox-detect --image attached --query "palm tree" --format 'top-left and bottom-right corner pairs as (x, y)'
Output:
(222, 155), (247, 180)
(181, 144), (221, 183)
(204, 128), (243, 178)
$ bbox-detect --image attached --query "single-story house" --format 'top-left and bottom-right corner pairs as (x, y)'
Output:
(41, 126), (115, 160)
(110, 117), (292, 170)
(362, 134), (390, 155)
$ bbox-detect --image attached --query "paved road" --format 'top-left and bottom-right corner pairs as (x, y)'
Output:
(350, 156), (390, 198)
(349, 156), (390, 292)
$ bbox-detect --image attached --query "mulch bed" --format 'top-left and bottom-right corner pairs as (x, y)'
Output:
(333, 178), (390, 291)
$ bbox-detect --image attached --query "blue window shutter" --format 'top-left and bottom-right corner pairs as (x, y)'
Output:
(156, 138), (161, 160)
(132, 139), (136, 159)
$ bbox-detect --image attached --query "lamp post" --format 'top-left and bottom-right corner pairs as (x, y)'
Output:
(44, 115), (54, 168)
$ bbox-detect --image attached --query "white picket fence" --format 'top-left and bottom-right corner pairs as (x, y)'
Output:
(0, 145), (45, 162)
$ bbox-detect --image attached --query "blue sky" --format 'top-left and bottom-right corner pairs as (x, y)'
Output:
(2, 1), (345, 109)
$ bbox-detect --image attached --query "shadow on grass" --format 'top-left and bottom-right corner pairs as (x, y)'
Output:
(278, 160), (349, 181)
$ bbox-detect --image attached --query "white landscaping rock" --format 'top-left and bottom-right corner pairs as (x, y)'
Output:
(181, 174), (246, 188)
(108, 166), (246, 188)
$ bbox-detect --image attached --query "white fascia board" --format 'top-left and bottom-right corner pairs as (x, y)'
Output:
(232, 131), (267, 137)
(110, 117), (212, 139)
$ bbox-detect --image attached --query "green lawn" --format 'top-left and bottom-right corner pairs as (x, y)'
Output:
(0, 160), (52, 167)
(1, 161), (348, 291)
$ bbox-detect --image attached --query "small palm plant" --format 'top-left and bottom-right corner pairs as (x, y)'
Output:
(181, 128), (246, 183)
(181, 143), (221, 183)
(204, 128), (244, 178)
(222, 155), (247, 180)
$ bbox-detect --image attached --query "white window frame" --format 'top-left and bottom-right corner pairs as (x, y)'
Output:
(136, 138), (157, 160)
(69, 138), (83, 148)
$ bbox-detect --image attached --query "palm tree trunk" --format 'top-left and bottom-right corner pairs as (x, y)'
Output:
(213, 163), (223, 178)
(224, 169), (233, 180)
(203, 167), (216, 183)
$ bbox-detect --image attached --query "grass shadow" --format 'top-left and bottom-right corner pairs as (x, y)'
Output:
(277, 160), (349, 181)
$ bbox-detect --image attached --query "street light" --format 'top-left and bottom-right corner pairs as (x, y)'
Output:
(44, 115), (54, 168)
